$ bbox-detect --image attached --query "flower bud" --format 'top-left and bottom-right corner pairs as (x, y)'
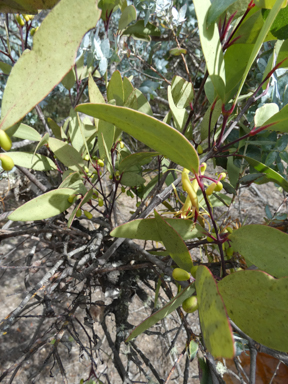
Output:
(15, 14), (25, 27)
(200, 163), (207, 174)
(0, 130), (12, 151)
(76, 209), (82, 218)
(120, 141), (124, 149)
(98, 159), (104, 167)
(206, 182), (217, 196)
(182, 296), (198, 313)
(172, 268), (190, 281)
(0, 154), (14, 171)
(98, 198), (104, 207)
(83, 154), (90, 161)
(67, 194), (76, 203)
(214, 181), (223, 192)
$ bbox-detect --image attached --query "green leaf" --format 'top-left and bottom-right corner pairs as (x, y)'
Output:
(8, 152), (57, 171)
(0, 0), (101, 130)
(98, 0), (120, 21)
(218, 270), (288, 352)
(47, 118), (67, 140)
(194, 0), (226, 101)
(59, 171), (87, 195)
(12, 123), (41, 141)
(110, 218), (204, 241)
(0, 61), (11, 75)
(224, 44), (254, 103)
(234, 0), (285, 104)
(98, 122), (114, 162)
(276, 38), (288, 68)
(107, 70), (124, 105)
(122, 20), (161, 41)
(154, 211), (194, 272)
(254, 103), (279, 127)
(171, 75), (194, 108)
(265, 5), (288, 39)
(244, 156), (288, 191)
(121, 172), (145, 186)
(49, 137), (84, 172)
(67, 188), (93, 228)
(8, 188), (74, 221)
(259, 103), (288, 133)
(255, 0), (288, 8)
(61, 67), (76, 90)
(229, 224), (288, 277)
(119, 4), (136, 30)
(227, 156), (240, 188)
(200, 100), (222, 141)
(0, 0), (59, 13)
(88, 74), (105, 103)
(68, 109), (85, 152)
(168, 86), (189, 131)
(206, 0), (239, 28)
(126, 283), (195, 342)
(75, 104), (199, 173)
(195, 266), (235, 358)
(119, 152), (159, 173)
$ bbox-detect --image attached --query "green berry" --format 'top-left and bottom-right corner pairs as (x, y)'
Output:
(190, 265), (198, 278)
(84, 210), (93, 219)
(0, 130), (12, 151)
(0, 154), (14, 171)
(197, 144), (203, 154)
(214, 181), (223, 192)
(172, 268), (190, 281)
(182, 296), (198, 313)
(67, 194), (76, 203)
(98, 159), (104, 167)
(98, 198), (104, 207)
(76, 209), (82, 218)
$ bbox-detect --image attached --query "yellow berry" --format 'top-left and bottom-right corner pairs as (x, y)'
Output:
(0, 130), (12, 151)
(84, 154), (90, 161)
(172, 268), (190, 281)
(0, 154), (14, 171)
(98, 159), (104, 167)
(219, 172), (226, 181)
(120, 141), (124, 149)
(76, 209), (82, 218)
(84, 210), (93, 219)
(182, 296), (198, 313)
(200, 163), (207, 174)
(30, 27), (38, 36)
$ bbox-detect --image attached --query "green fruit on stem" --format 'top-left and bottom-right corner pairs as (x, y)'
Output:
(182, 296), (198, 313)
(67, 194), (76, 203)
(206, 182), (216, 196)
(0, 130), (12, 151)
(0, 154), (14, 171)
(197, 144), (203, 154)
(98, 159), (104, 167)
(76, 209), (82, 218)
(172, 268), (190, 281)
(84, 210), (93, 219)
(190, 265), (198, 278)
(226, 246), (234, 257)
(98, 198), (104, 207)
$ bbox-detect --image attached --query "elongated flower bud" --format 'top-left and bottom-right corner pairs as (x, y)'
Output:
(0, 130), (12, 151)
(172, 268), (190, 281)
(206, 182), (217, 196)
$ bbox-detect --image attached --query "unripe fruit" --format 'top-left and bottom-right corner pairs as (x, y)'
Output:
(207, 236), (214, 243)
(98, 198), (104, 207)
(206, 182), (216, 196)
(219, 172), (226, 181)
(84, 166), (89, 173)
(136, 202), (141, 208)
(76, 209), (82, 218)
(84, 154), (90, 161)
(15, 14), (25, 26)
(190, 265), (198, 278)
(0, 154), (14, 171)
(182, 296), (198, 313)
(120, 141), (124, 149)
(172, 268), (190, 281)
(84, 210), (93, 219)
(121, 186), (126, 193)
(22, 14), (34, 22)
(0, 130), (12, 151)
(98, 159), (104, 167)
(197, 144), (203, 155)
(67, 194), (76, 203)
(214, 181), (223, 192)
(30, 27), (38, 36)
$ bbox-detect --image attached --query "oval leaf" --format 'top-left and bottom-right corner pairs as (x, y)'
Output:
(0, 0), (101, 130)
(111, 218), (204, 241)
(229, 224), (288, 277)
(75, 104), (199, 173)
(254, 103), (279, 127)
(126, 283), (195, 342)
(154, 211), (194, 272)
(8, 188), (74, 221)
(49, 137), (84, 172)
(196, 266), (235, 358)
(218, 270), (288, 352)
(119, 152), (159, 173)
(8, 152), (57, 171)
